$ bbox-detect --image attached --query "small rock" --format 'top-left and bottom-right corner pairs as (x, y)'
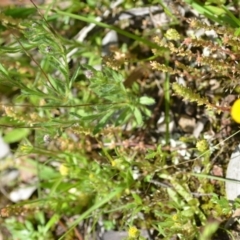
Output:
(226, 144), (240, 201)
(178, 115), (196, 133)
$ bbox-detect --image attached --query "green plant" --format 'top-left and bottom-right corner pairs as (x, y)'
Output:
(148, 15), (240, 239)
(151, 22), (238, 113)
(3, 212), (57, 240)
(0, 2), (156, 239)
(1, 1), (240, 240)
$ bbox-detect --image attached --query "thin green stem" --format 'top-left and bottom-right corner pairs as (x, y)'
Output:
(53, 10), (164, 51)
(59, 187), (123, 240)
(164, 73), (170, 145)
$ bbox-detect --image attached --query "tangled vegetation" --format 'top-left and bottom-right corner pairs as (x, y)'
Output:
(1, 0), (240, 239)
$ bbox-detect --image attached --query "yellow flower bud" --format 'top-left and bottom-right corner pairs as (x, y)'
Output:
(128, 226), (139, 238)
(59, 164), (69, 176)
(196, 139), (209, 152)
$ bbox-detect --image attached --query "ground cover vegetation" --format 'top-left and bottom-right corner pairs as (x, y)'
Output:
(1, 0), (240, 239)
